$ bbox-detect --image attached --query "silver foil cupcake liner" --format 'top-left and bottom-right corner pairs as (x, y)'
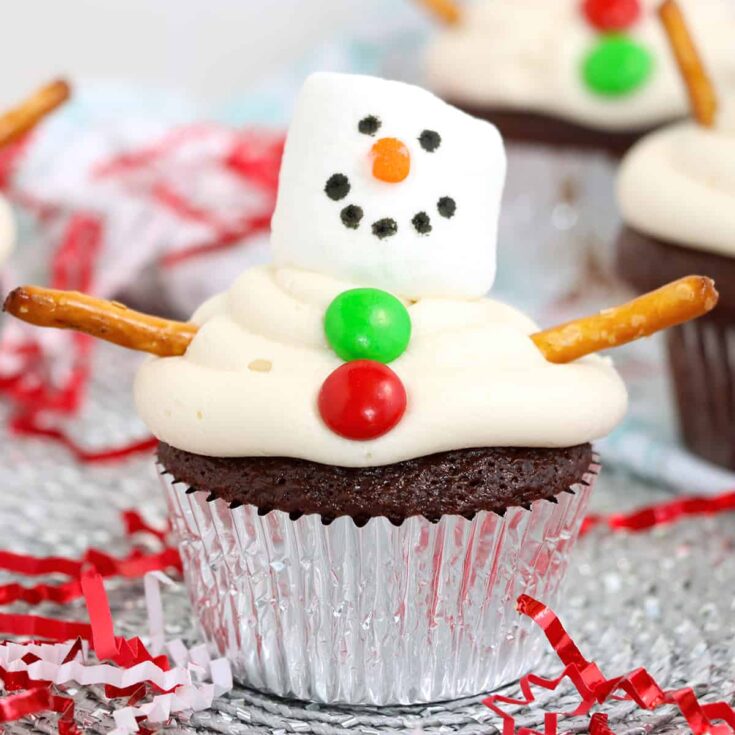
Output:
(161, 463), (597, 706)
(667, 319), (735, 469)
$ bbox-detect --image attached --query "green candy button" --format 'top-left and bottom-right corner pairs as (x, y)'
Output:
(583, 35), (653, 97)
(325, 288), (411, 364)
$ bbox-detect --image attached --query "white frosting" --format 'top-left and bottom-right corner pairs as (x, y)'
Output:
(617, 106), (735, 255)
(271, 73), (506, 299)
(134, 265), (627, 466)
(425, 0), (735, 132)
(0, 195), (15, 267)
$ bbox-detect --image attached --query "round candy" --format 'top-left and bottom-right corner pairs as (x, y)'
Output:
(583, 36), (652, 97)
(318, 360), (407, 440)
(324, 288), (411, 364)
(582, 0), (641, 31)
(370, 137), (411, 183)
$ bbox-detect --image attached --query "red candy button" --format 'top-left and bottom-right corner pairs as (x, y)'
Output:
(318, 360), (407, 440)
(582, 0), (641, 30)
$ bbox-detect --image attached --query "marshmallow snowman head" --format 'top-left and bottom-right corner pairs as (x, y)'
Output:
(271, 73), (506, 299)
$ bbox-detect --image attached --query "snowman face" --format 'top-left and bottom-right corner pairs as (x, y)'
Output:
(271, 73), (506, 299)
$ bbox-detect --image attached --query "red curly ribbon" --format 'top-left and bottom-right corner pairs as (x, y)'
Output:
(0, 512), (184, 732)
(0, 511), (180, 607)
(8, 416), (158, 463)
(589, 713), (615, 735)
(0, 685), (78, 735)
(484, 594), (735, 735)
(0, 580), (167, 731)
(0, 612), (93, 643)
(1, 128), (284, 464)
(581, 490), (735, 535)
(1, 211), (159, 463)
(92, 124), (284, 269)
(121, 509), (169, 544)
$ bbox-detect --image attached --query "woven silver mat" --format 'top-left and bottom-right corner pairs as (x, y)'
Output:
(1, 343), (733, 734)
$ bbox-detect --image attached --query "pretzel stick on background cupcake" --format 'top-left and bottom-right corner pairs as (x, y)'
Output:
(659, 0), (718, 127)
(0, 79), (71, 149)
(3, 276), (719, 363)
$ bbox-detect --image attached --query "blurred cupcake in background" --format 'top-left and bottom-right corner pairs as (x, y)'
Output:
(618, 113), (735, 469)
(421, 0), (735, 308)
(617, 1), (735, 468)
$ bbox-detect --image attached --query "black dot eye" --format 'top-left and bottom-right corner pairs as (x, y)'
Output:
(437, 196), (456, 219)
(325, 173), (350, 201)
(358, 115), (382, 136)
(419, 130), (441, 152)
(372, 218), (398, 239)
(340, 204), (363, 230)
(412, 212), (432, 235)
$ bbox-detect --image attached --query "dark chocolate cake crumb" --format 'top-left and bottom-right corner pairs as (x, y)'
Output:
(158, 443), (595, 521)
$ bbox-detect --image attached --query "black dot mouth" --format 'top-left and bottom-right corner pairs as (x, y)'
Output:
(340, 204), (364, 230)
(325, 173), (351, 201)
(412, 211), (432, 235)
(334, 198), (454, 236)
(437, 196), (456, 219)
(372, 218), (398, 239)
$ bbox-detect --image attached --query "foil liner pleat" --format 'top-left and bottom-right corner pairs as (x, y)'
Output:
(161, 465), (597, 706)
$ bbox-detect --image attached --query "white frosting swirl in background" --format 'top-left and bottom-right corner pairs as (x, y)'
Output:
(0, 195), (15, 267)
(617, 103), (735, 255)
(425, 0), (735, 132)
(134, 265), (627, 466)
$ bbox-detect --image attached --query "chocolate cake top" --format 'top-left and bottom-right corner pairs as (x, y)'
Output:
(158, 442), (595, 523)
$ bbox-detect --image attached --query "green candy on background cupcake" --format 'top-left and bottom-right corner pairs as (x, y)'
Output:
(2, 72), (717, 706)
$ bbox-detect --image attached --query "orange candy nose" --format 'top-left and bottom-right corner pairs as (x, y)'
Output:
(370, 137), (411, 183)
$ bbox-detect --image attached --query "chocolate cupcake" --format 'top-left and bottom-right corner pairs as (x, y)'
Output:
(142, 260), (621, 706)
(4, 73), (715, 706)
(134, 73), (628, 705)
(423, 0), (735, 305)
(617, 109), (735, 468)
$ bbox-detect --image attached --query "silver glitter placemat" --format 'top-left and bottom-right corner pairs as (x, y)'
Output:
(0, 343), (733, 734)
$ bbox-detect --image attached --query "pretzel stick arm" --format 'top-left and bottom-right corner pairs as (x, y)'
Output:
(532, 276), (718, 364)
(3, 286), (197, 357)
(0, 79), (71, 149)
(659, 0), (718, 127)
(3, 277), (717, 364)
